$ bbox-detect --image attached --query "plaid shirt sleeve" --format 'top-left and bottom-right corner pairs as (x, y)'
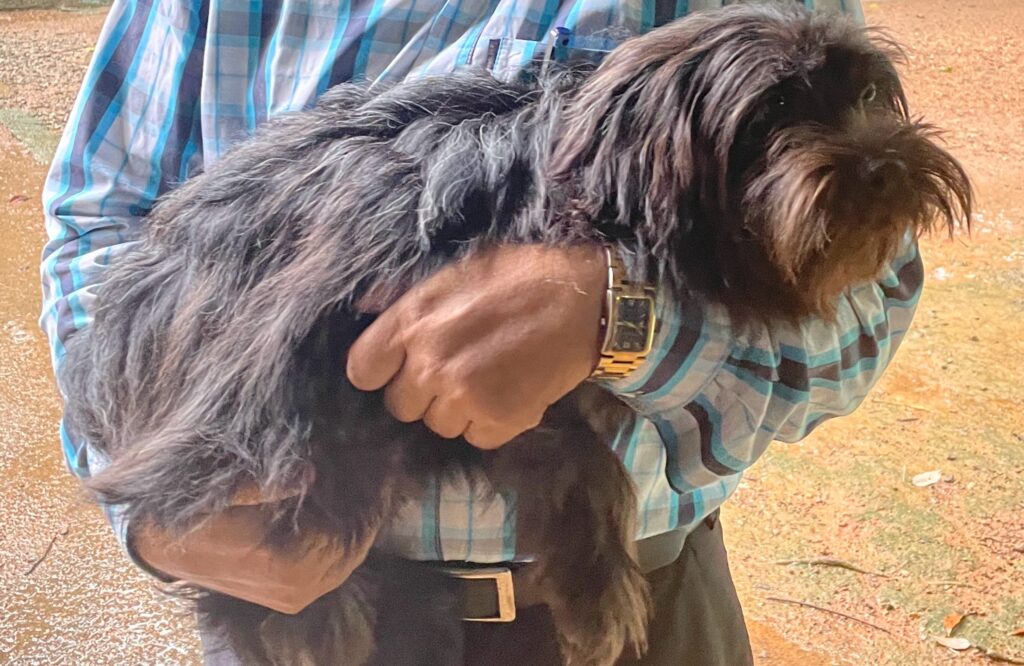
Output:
(605, 238), (921, 500)
(39, 0), (205, 554)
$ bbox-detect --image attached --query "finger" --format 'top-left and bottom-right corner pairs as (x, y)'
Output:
(353, 283), (394, 314)
(230, 465), (316, 506)
(383, 366), (435, 423)
(422, 399), (471, 439)
(346, 309), (406, 391)
(463, 421), (524, 450)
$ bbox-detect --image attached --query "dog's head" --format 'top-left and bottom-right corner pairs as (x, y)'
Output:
(551, 2), (972, 320)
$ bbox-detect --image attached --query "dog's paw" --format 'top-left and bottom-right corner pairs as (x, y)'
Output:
(551, 562), (652, 666)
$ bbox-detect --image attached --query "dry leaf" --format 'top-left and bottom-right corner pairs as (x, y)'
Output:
(935, 636), (972, 651)
(944, 613), (967, 636)
(8, 194), (29, 204)
(912, 470), (942, 487)
(1012, 628), (1024, 637)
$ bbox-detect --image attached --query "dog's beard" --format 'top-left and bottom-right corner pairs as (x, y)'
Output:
(743, 112), (972, 318)
(550, 4), (973, 325)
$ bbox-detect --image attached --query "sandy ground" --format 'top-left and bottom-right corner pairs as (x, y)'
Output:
(0, 11), (204, 661)
(0, 1), (1020, 664)
(727, 1), (1024, 664)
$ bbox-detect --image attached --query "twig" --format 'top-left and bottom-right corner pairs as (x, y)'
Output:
(23, 525), (68, 576)
(872, 398), (936, 413)
(921, 580), (978, 589)
(44, 45), (90, 56)
(765, 596), (893, 635)
(774, 557), (891, 578)
(885, 558), (912, 577)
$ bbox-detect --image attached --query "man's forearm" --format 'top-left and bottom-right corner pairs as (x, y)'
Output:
(602, 239), (923, 492)
(347, 243), (607, 448)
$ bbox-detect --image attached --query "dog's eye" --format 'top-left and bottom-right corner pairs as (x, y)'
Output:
(860, 83), (877, 103)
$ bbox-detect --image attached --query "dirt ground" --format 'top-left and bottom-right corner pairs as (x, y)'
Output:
(0, 1), (1020, 664)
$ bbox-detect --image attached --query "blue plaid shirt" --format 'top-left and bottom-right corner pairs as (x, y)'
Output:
(40, 0), (914, 566)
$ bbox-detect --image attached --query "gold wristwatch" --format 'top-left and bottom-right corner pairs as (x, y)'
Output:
(591, 245), (657, 380)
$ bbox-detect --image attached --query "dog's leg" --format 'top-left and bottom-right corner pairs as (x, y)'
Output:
(538, 436), (651, 666)
(487, 399), (651, 666)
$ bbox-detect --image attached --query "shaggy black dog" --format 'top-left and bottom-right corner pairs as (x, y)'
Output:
(61, 3), (971, 665)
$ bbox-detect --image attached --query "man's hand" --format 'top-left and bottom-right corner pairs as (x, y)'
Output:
(130, 482), (376, 615)
(347, 244), (607, 449)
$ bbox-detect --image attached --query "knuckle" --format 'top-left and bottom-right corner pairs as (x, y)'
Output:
(422, 414), (449, 437)
(384, 390), (419, 423)
(464, 429), (503, 450)
(445, 387), (478, 416)
(424, 396), (470, 437)
(417, 353), (448, 381)
(463, 431), (487, 448)
(462, 395), (502, 425)
(523, 410), (546, 432)
(276, 590), (315, 615)
(389, 407), (419, 424)
(345, 356), (370, 389)
(427, 421), (461, 439)
(402, 295), (432, 325)
(274, 601), (301, 615)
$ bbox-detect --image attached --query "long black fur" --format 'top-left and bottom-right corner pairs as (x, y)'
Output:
(60, 3), (972, 665)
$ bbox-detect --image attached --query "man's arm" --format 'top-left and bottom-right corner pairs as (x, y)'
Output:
(41, 0), (203, 535)
(348, 239), (922, 487)
(40, 0), (369, 613)
(347, 244), (607, 448)
(606, 239), (922, 493)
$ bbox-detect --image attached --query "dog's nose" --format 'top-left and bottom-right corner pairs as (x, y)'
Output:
(859, 157), (909, 198)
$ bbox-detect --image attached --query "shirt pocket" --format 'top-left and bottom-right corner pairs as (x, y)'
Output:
(471, 31), (619, 82)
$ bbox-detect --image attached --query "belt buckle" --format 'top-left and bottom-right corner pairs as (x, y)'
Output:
(447, 566), (517, 623)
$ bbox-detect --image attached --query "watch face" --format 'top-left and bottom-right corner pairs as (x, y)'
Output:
(611, 297), (652, 352)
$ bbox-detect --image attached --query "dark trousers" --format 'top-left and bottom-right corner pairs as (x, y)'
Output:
(200, 513), (753, 665)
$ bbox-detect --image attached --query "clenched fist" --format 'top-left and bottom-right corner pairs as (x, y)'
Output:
(346, 244), (607, 449)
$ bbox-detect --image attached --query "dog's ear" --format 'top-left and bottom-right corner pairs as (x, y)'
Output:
(548, 23), (710, 261)
(548, 7), (802, 272)
(864, 27), (911, 119)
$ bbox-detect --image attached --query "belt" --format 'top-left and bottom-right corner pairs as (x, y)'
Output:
(442, 525), (693, 623)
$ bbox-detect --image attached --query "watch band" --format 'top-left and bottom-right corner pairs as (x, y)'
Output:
(591, 245), (657, 380)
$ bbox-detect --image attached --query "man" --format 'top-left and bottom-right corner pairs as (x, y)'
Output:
(40, 0), (911, 663)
